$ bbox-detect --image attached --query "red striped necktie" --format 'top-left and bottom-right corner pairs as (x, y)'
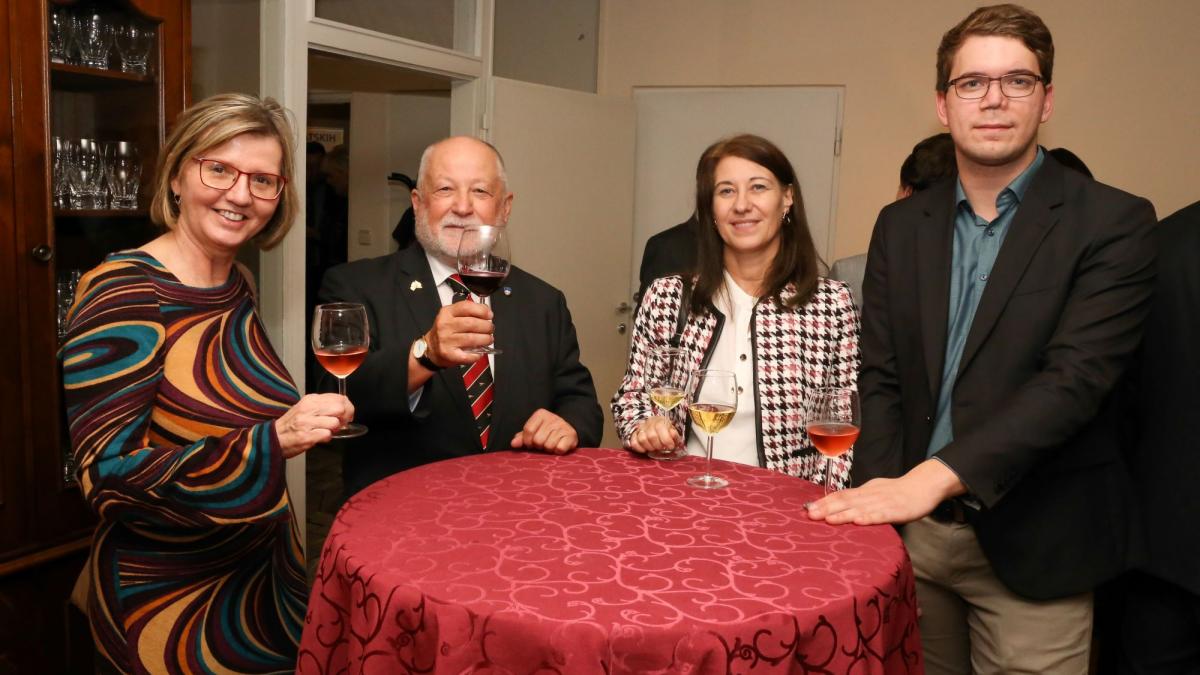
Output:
(447, 274), (493, 448)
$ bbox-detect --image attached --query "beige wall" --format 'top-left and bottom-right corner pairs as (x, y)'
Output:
(599, 0), (1200, 259)
(494, 0), (600, 93)
(191, 0), (261, 101)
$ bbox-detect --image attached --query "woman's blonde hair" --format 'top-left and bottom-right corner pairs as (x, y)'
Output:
(149, 93), (298, 250)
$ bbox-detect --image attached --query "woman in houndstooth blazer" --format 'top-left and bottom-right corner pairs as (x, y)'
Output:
(613, 134), (860, 488)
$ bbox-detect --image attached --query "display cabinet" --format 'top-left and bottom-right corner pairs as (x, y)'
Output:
(0, 0), (190, 670)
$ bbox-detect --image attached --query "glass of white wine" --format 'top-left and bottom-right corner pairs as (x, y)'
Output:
(686, 369), (737, 489)
(644, 346), (688, 460)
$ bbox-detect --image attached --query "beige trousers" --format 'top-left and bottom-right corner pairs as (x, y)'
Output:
(902, 516), (1093, 674)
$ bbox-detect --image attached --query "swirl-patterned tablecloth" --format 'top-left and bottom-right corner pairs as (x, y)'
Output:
(299, 448), (922, 674)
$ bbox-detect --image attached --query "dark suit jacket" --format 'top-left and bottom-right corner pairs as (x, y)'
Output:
(318, 243), (604, 496)
(853, 154), (1157, 600)
(637, 217), (698, 303)
(1127, 200), (1200, 594)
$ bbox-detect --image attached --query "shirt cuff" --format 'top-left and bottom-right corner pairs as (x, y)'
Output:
(931, 456), (982, 511)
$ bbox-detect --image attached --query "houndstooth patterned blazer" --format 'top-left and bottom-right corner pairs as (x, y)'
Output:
(612, 275), (861, 488)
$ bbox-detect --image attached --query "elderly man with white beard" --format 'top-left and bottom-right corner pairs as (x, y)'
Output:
(317, 136), (603, 496)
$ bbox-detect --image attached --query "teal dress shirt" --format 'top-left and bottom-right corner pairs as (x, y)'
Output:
(927, 148), (1045, 458)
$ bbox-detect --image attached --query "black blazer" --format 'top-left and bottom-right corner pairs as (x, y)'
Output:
(637, 217), (698, 303)
(318, 244), (604, 496)
(1127, 200), (1200, 594)
(853, 155), (1157, 600)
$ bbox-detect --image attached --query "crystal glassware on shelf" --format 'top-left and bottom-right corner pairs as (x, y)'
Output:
(79, 138), (107, 209)
(51, 136), (71, 209)
(56, 269), (81, 341)
(48, 7), (71, 64)
(115, 21), (153, 75)
(104, 141), (140, 209)
(74, 11), (114, 70)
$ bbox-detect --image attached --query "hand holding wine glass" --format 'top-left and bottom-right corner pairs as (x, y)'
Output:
(274, 394), (356, 458)
(686, 369), (738, 489)
(312, 302), (369, 439)
(456, 225), (511, 355)
(642, 346), (688, 460)
(805, 387), (860, 496)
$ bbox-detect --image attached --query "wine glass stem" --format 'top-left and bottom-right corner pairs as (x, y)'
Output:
(705, 435), (715, 478)
(824, 459), (833, 497)
(337, 376), (348, 429)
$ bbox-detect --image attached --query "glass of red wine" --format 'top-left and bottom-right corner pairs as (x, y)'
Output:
(311, 302), (369, 439)
(805, 387), (860, 496)
(456, 224), (511, 355)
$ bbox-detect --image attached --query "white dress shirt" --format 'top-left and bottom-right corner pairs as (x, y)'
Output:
(686, 271), (760, 467)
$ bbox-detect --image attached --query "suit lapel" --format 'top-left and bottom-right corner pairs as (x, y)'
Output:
(916, 182), (956, 403)
(957, 158), (1063, 379)
(396, 245), (475, 425)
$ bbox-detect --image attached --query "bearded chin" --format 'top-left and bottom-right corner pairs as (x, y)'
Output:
(413, 214), (460, 265)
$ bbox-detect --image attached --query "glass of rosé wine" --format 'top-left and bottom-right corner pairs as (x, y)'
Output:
(805, 387), (860, 496)
(312, 302), (369, 438)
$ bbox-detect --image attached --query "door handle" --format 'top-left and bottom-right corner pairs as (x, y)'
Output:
(617, 322), (627, 335)
(616, 301), (632, 314)
(31, 244), (54, 263)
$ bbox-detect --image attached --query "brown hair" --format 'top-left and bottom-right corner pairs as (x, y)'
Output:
(936, 4), (1054, 91)
(691, 134), (819, 313)
(149, 93), (298, 250)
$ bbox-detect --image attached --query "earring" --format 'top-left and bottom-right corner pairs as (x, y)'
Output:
(173, 193), (181, 205)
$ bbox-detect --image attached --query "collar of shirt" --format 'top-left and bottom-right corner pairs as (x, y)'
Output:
(954, 146), (1045, 225)
(423, 250), (489, 306)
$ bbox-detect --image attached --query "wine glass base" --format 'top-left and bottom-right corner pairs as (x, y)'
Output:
(464, 346), (502, 355)
(647, 447), (687, 461)
(331, 423), (368, 439)
(687, 473), (728, 489)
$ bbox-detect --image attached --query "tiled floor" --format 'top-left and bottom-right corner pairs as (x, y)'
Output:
(305, 442), (346, 585)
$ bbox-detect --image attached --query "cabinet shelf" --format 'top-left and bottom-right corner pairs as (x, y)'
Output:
(51, 62), (155, 90)
(54, 208), (149, 218)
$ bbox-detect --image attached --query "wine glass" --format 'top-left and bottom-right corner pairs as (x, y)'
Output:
(805, 387), (861, 496)
(311, 302), (369, 439)
(115, 21), (153, 75)
(103, 141), (141, 209)
(75, 11), (114, 70)
(644, 346), (688, 460)
(456, 225), (511, 355)
(686, 369), (737, 489)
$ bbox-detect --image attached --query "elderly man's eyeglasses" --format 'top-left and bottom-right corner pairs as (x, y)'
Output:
(193, 157), (286, 200)
(946, 72), (1043, 100)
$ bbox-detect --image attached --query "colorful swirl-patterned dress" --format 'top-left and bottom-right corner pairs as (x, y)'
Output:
(61, 251), (305, 674)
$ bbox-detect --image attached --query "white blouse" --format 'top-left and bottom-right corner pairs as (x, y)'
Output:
(686, 271), (760, 467)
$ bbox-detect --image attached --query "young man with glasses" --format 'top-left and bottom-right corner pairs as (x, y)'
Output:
(806, 4), (1156, 672)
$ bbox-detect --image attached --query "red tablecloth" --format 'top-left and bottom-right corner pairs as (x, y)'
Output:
(299, 448), (922, 674)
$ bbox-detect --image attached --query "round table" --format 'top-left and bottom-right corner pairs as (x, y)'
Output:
(299, 448), (922, 674)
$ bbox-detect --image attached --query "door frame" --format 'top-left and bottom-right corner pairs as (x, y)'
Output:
(258, 0), (496, 544)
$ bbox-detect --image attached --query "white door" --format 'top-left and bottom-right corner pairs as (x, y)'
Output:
(630, 86), (843, 292)
(488, 77), (635, 448)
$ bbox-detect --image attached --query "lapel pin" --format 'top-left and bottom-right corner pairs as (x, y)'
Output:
(410, 280), (423, 292)
(502, 286), (512, 296)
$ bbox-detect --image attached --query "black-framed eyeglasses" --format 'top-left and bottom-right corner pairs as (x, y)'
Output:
(946, 72), (1044, 100)
(192, 157), (286, 200)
